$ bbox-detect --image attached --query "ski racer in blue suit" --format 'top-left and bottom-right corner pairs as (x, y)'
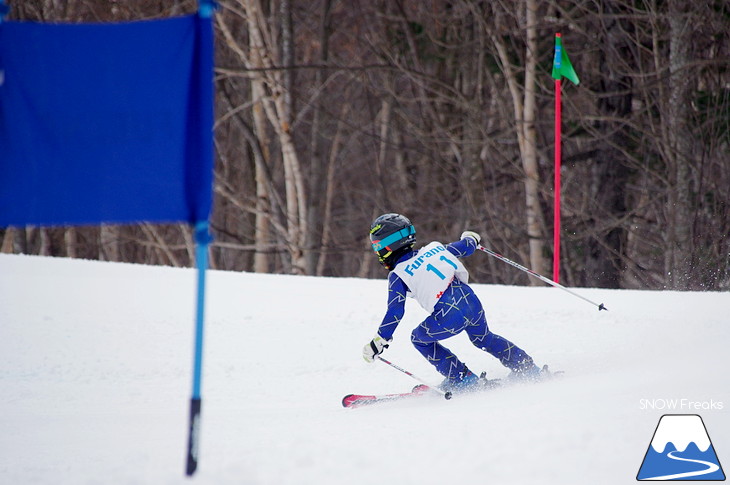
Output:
(363, 213), (540, 391)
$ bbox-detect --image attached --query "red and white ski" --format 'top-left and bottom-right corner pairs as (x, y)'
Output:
(342, 384), (434, 408)
(343, 368), (560, 409)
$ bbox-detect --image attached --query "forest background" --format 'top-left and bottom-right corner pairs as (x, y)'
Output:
(2, 0), (729, 290)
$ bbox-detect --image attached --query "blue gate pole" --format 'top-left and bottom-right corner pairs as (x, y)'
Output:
(185, 1), (216, 476)
(186, 221), (211, 476)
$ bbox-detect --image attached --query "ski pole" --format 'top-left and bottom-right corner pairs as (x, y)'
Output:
(376, 356), (452, 400)
(477, 244), (608, 311)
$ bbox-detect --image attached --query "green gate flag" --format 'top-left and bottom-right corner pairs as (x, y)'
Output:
(552, 33), (580, 85)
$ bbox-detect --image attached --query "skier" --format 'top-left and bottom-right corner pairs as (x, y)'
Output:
(362, 213), (542, 392)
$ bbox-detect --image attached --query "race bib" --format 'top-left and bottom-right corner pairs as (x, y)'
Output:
(393, 241), (469, 313)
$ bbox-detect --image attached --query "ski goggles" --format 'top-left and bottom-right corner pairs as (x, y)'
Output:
(370, 225), (415, 253)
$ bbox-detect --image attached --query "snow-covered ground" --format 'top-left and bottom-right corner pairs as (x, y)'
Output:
(1, 253), (728, 484)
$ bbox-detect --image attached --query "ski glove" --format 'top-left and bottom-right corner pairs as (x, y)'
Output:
(460, 230), (481, 244)
(363, 335), (391, 363)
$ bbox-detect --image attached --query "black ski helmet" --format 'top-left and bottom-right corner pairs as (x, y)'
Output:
(369, 213), (416, 270)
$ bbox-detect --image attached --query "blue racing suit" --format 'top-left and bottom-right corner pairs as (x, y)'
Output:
(376, 237), (534, 382)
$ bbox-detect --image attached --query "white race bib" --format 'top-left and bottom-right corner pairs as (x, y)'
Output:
(393, 241), (469, 313)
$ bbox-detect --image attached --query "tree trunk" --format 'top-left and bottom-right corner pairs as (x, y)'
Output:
(305, 0), (333, 276)
(521, 0), (547, 281)
(244, 0), (308, 275)
(1, 228), (16, 254)
(494, 0), (547, 283)
(316, 104), (347, 276)
(242, 2), (274, 274)
(100, 225), (120, 262)
(64, 227), (77, 258)
(665, 0), (693, 289)
(251, 78), (272, 274)
(277, 0), (308, 274)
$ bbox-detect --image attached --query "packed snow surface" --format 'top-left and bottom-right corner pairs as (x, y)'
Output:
(1, 254), (728, 484)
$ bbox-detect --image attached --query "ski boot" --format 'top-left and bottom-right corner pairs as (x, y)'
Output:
(439, 369), (480, 394)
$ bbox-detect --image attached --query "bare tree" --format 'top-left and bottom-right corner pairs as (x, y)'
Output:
(5, 0), (729, 290)
(664, 0), (693, 289)
(487, 0), (548, 283)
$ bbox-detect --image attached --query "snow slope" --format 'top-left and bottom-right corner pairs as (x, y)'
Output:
(1, 254), (728, 485)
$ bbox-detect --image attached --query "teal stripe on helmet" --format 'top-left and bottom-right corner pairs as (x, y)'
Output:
(371, 225), (415, 251)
